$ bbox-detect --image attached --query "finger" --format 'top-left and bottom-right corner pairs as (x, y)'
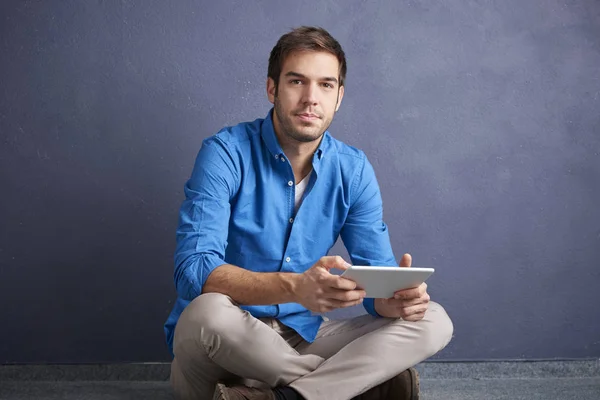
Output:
(403, 311), (426, 322)
(326, 288), (366, 302)
(319, 256), (351, 272)
(315, 297), (363, 313)
(316, 273), (357, 290)
(395, 282), (427, 298)
(326, 297), (364, 310)
(399, 294), (430, 307)
(380, 296), (425, 310)
(398, 282), (427, 297)
(402, 304), (429, 318)
(399, 253), (412, 268)
(393, 287), (421, 300)
(328, 276), (359, 290)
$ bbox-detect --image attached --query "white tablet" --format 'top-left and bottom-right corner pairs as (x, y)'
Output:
(340, 266), (435, 299)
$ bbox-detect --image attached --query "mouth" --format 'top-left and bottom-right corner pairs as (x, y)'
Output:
(296, 113), (321, 122)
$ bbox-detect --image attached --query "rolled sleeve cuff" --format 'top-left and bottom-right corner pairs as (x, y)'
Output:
(177, 252), (228, 301)
(199, 253), (228, 288)
(363, 297), (382, 317)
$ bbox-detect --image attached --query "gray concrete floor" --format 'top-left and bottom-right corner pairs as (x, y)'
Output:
(1, 378), (600, 400)
(2, 361), (599, 399)
(421, 377), (600, 399)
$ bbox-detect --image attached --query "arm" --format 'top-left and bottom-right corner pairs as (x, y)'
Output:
(173, 136), (237, 301)
(340, 155), (397, 317)
(339, 155), (430, 320)
(203, 264), (299, 305)
(204, 257), (363, 310)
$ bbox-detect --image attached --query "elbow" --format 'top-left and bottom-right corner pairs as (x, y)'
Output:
(173, 253), (208, 301)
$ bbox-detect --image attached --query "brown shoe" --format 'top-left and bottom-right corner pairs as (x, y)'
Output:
(213, 383), (276, 400)
(356, 368), (420, 400)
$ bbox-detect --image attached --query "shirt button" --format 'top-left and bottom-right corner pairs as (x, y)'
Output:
(287, 181), (293, 186)
(275, 155), (279, 160)
(285, 257), (291, 263)
(289, 218), (294, 223)
(281, 157), (286, 162)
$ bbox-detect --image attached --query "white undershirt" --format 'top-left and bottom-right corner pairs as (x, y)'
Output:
(294, 171), (312, 214)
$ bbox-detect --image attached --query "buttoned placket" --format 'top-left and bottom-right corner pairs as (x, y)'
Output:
(276, 152), (295, 270)
(278, 151), (324, 271)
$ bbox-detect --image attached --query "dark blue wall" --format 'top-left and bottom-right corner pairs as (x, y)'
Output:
(1, 0), (599, 363)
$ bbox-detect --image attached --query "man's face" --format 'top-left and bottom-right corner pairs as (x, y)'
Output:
(267, 51), (344, 144)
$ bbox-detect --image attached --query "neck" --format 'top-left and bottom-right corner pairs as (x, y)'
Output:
(273, 119), (320, 184)
(284, 145), (316, 184)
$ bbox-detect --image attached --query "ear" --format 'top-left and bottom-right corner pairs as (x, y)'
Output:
(267, 77), (276, 104)
(335, 85), (345, 112)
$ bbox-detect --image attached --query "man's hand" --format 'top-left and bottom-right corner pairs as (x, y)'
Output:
(374, 254), (431, 321)
(293, 256), (366, 313)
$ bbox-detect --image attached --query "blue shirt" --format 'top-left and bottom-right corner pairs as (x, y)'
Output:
(164, 109), (397, 355)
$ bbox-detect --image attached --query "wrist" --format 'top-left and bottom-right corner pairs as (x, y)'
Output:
(373, 298), (388, 317)
(279, 272), (302, 303)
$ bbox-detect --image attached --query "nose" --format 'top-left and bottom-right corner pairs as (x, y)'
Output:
(301, 82), (319, 106)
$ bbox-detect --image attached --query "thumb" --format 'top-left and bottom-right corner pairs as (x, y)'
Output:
(318, 256), (351, 272)
(399, 253), (412, 268)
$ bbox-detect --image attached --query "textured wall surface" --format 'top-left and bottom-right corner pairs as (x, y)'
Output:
(1, 0), (599, 362)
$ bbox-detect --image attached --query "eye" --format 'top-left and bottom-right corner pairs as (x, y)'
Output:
(322, 82), (334, 89)
(290, 79), (302, 85)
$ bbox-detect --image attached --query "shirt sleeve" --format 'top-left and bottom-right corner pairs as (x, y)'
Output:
(173, 136), (239, 301)
(340, 154), (397, 317)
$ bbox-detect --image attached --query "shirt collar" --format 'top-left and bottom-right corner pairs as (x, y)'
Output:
(261, 108), (330, 162)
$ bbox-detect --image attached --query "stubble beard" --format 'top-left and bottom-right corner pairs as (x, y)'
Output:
(273, 96), (333, 144)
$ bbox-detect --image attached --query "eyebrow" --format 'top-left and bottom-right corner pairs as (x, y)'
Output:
(284, 71), (338, 84)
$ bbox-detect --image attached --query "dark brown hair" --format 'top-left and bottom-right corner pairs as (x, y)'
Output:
(268, 26), (347, 89)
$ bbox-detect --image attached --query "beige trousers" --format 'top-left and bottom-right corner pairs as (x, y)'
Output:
(170, 293), (453, 400)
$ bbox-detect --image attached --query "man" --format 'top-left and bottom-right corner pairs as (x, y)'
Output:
(165, 26), (453, 400)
